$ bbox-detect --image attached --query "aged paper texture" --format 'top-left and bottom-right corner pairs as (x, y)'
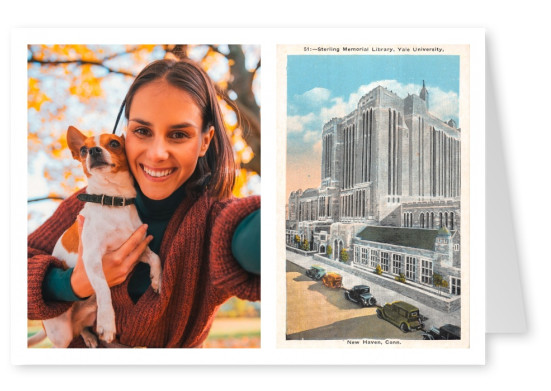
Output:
(278, 43), (471, 349)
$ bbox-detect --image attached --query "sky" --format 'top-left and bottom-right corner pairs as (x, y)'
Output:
(286, 54), (460, 199)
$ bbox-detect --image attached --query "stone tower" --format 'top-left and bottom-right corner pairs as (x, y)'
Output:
(419, 80), (429, 109)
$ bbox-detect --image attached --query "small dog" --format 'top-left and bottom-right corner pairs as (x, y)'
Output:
(29, 126), (161, 348)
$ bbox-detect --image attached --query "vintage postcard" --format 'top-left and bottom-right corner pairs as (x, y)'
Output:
(278, 42), (476, 351)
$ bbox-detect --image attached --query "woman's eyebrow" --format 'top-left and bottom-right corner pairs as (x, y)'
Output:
(129, 118), (152, 126)
(129, 118), (198, 129)
(170, 122), (199, 130)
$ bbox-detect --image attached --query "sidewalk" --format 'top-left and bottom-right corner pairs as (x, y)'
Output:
(286, 250), (461, 331)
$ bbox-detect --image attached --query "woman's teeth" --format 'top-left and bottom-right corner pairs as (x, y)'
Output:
(143, 166), (174, 178)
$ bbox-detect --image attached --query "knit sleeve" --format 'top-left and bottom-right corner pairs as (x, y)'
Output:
(28, 189), (85, 320)
(209, 195), (260, 302)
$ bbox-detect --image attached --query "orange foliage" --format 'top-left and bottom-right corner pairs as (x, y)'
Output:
(69, 65), (104, 100)
(28, 44), (258, 202)
(28, 78), (51, 111)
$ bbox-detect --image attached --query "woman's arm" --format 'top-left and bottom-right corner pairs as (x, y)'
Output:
(28, 190), (85, 319)
(40, 216), (154, 301)
(69, 216), (153, 298)
(209, 195), (260, 301)
(231, 209), (260, 274)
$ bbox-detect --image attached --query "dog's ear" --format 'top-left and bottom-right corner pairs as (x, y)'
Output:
(67, 126), (86, 161)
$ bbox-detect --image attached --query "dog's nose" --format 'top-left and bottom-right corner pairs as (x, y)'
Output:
(89, 147), (102, 157)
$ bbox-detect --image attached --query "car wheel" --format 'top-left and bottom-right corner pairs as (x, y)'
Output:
(400, 323), (409, 333)
(344, 292), (350, 301)
(367, 297), (376, 307)
(376, 309), (382, 319)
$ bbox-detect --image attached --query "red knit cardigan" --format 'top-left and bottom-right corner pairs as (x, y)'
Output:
(27, 189), (260, 348)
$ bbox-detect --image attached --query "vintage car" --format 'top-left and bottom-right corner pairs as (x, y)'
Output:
(344, 285), (377, 307)
(305, 265), (326, 280)
(376, 300), (426, 332)
(422, 324), (461, 340)
(322, 272), (343, 288)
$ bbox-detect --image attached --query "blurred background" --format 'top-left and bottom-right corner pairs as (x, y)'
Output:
(27, 44), (261, 348)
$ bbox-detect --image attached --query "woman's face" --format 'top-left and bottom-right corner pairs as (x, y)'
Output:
(125, 80), (214, 200)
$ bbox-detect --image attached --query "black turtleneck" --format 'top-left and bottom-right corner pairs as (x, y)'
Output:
(128, 183), (187, 302)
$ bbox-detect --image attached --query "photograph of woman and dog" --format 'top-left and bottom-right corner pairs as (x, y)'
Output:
(26, 44), (261, 348)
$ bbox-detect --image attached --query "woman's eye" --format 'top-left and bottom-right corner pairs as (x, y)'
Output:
(109, 140), (121, 148)
(170, 131), (189, 139)
(133, 127), (150, 137)
(80, 146), (88, 157)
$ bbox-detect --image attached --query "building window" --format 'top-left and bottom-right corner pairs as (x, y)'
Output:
(392, 254), (402, 275)
(362, 190), (366, 217)
(405, 256), (417, 281)
(370, 249), (379, 268)
(381, 252), (390, 272)
(421, 260), (433, 285)
(361, 247), (369, 265)
(454, 244), (460, 251)
(354, 247), (360, 264)
(451, 277), (461, 295)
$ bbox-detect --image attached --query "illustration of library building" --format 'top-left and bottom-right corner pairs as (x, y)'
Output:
(286, 83), (462, 307)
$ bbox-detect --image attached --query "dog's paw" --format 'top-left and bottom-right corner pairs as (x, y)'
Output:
(97, 326), (116, 343)
(147, 252), (162, 294)
(81, 329), (98, 348)
(151, 272), (162, 294)
(96, 309), (116, 343)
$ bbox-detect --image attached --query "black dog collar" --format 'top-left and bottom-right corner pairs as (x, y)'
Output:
(77, 193), (136, 207)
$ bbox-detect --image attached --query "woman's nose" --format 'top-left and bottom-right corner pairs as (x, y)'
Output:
(147, 136), (170, 161)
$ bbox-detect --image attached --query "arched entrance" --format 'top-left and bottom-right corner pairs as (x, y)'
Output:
(337, 240), (344, 260)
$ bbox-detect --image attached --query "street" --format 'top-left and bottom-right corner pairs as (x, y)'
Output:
(286, 250), (461, 341)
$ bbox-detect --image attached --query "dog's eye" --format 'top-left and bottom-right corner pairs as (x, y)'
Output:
(80, 146), (88, 157)
(109, 140), (121, 149)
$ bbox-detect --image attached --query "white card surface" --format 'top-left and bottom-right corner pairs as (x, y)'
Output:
(12, 27), (486, 365)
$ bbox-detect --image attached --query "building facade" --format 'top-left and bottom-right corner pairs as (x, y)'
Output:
(287, 82), (462, 298)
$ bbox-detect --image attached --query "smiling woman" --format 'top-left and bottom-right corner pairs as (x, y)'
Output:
(27, 56), (261, 349)
(126, 80), (214, 200)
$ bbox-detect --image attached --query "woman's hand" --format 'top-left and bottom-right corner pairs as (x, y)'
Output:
(70, 215), (153, 298)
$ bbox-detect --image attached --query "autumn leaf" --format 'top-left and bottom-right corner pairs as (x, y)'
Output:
(28, 78), (51, 111)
